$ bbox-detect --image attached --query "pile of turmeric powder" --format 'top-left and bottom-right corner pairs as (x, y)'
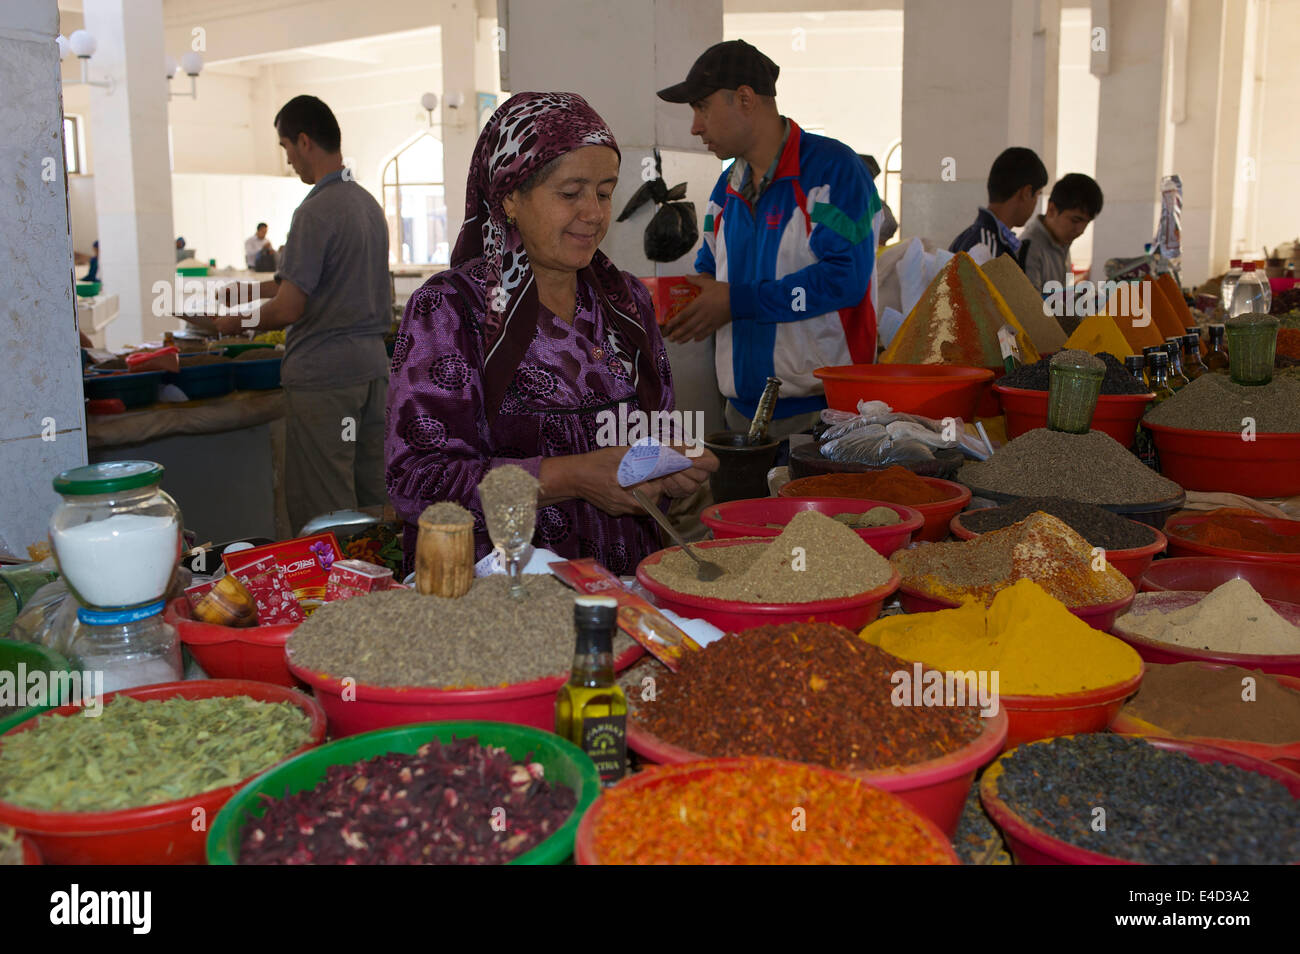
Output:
(859, 578), (1143, 695)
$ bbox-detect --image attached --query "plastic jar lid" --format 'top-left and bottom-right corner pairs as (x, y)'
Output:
(52, 461), (165, 496)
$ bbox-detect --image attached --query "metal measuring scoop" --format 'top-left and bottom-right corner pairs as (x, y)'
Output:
(631, 487), (724, 583)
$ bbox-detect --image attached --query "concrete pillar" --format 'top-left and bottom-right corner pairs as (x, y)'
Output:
(0, 0), (88, 554)
(900, 0), (1060, 245)
(502, 0), (725, 434)
(440, 0), (480, 245)
(83, 0), (176, 347)
(1090, 0), (1173, 272)
(1210, 0), (1249, 274)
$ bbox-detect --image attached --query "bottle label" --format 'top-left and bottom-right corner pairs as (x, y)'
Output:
(582, 714), (627, 783)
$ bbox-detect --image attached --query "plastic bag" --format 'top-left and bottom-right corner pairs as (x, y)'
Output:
(9, 578), (80, 657)
(820, 425), (939, 467)
(616, 148), (699, 263)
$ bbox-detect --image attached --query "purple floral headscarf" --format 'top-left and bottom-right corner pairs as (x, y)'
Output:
(451, 91), (665, 423)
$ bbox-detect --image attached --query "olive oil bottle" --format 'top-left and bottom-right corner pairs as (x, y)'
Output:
(555, 595), (627, 784)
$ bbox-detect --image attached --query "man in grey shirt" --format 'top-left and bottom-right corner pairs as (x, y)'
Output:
(1019, 173), (1104, 294)
(217, 95), (391, 533)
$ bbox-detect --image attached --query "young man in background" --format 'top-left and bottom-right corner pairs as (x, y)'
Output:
(1018, 173), (1104, 292)
(950, 147), (1048, 264)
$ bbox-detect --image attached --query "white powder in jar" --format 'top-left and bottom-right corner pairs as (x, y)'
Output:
(53, 513), (180, 608)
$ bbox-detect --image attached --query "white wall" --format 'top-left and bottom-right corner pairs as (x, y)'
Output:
(171, 173), (311, 270)
(1252, 0), (1300, 257)
(1055, 5), (1100, 273)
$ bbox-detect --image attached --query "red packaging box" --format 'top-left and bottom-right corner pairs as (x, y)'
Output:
(184, 579), (216, 612)
(223, 532), (342, 600)
(229, 553), (304, 625)
(325, 559), (395, 602)
(640, 276), (702, 326)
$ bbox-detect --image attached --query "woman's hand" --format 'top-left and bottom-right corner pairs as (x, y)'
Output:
(540, 445), (719, 517)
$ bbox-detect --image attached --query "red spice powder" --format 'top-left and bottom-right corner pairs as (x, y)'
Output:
(1183, 508), (1300, 554)
(784, 466), (951, 505)
(1276, 328), (1300, 361)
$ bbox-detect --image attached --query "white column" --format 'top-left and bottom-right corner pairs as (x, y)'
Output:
(1210, 0), (1249, 273)
(503, 0), (725, 434)
(83, 0), (175, 348)
(1090, 0), (1173, 272)
(440, 0), (480, 246)
(0, 0), (88, 554)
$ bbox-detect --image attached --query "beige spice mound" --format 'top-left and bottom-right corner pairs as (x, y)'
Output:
(1117, 580), (1300, 655)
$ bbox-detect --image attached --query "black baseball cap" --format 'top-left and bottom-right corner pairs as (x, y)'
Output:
(657, 39), (779, 104)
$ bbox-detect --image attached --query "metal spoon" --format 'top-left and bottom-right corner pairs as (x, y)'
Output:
(631, 487), (725, 583)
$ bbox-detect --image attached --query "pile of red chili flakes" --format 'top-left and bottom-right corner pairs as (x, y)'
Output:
(591, 759), (957, 865)
(634, 622), (984, 771)
(239, 737), (576, 865)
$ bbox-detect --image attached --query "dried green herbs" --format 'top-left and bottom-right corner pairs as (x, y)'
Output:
(0, 825), (21, 865)
(0, 695), (313, 812)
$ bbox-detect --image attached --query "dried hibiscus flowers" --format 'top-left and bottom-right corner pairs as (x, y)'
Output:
(239, 736), (577, 865)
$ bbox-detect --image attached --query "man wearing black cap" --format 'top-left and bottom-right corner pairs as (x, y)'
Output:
(658, 40), (882, 440)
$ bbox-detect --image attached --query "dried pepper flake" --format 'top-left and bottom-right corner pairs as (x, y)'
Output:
(592, 759), (956, 865)
(240, 736), (576, 865)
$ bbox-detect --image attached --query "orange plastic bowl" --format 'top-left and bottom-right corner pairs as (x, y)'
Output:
(574, 757), (961, 865)
(1139, 556), (1300, 602)
(0, 680), (326, 865)
(997, 668), (1144, 749)
(1111, 590), (1300, 678)
(626, 709), (1007, 837)
(994, 384), (1154, 446)
(700, 497), (923, 557)
(980, 736), (1300, 865)
(781, 474), (970, 542)
(815, 363), (994, 420)
(635, 538), (901, 633)
(166, 598), (300, 687)
(895, 581), (1135, 632)
(1113, 664), (1300, 773)
(1144, 422), (1300, 497)
(948, 512), (1168, 585)
(1162, 512), (1300, 564)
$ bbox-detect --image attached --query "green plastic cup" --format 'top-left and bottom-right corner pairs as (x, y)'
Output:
(0, 638), (73, 735)
(1047, 350), (1106, 434)
(1225, 314), (1278, 386)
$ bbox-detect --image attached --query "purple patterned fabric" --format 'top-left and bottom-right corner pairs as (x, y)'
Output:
(386, 92), (676, 576)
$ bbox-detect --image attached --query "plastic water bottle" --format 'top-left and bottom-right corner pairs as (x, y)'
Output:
(1255, 260), (1272, 312)
(1230, 261), (1269, 317)
(1220, 259), (1242, 313)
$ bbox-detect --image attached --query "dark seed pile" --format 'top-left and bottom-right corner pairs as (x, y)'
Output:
(992, 734), (1300, 864)
(1144, 373), (1300, 433)
(1001, 352), (1149, 395)
(287, 575), (632, 688)
(240, 736), (576, 865)
(960, 497), (1157, 550)
(958, 429), (1183, 505)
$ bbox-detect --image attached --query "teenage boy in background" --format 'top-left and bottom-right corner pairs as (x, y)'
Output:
(950, 147), (1048, 264)
(1018, 173), (1104, 292)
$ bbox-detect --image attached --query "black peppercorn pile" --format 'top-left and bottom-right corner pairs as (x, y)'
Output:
(991, 735), (1300, 864)
(1001, 352), (1149, 395)
(961, 497), (1157, 550)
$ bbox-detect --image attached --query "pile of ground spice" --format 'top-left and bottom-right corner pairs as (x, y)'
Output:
(591, 759), (957, 864)
(992, 734), (1300, 864)
(784, 466), (952, 505)
(1116, 580), (1300, 656)
(644, 510), (894, 603)
(633, 622), (983, 771)
(420, 501), (473, 526)
(862, 579), (1141, 695)
(1122, 662), (1300, 744)
(1144, 372), (1300, 433)
(233, 348), (282, 361)
(1000, 352), (1148, 395)
(957, 429), (1183, 505)
(287, 575), (632, 687)
(1277, 328), (1300, 360)
(891, 512), (1133, 607)
(179, 354), (232, 366)
(1178, 508), (1300, 554)
(960, 497), (1157, 550)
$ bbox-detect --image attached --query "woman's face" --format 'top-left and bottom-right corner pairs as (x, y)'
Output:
(503, 145), (619, 274)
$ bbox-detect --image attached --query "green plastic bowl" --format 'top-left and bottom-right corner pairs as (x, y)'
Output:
(0, 639), (73, 735)
(207, 720), (600, 865)
(176, 265), (209, 277)
(75, 282), (102, 298)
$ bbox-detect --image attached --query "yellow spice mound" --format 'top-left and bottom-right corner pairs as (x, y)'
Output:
(859, 578), (1142, 695)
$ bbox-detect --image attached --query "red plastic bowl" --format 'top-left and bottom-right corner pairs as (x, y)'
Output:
(998, 668), (1144, 749)
(574, 757), (961, 865)
(166, 598), (300, 687)
(949, 512), (1168, 585)
(1112, 665), (1300, 773)
(895, 581), (1135, 632)
(0, 679), (325, 865)
(700, 497), (924, 557)
(781, 474), (970, 542)
(980, 736), (1300, 864)
(18, 833), (41, 865)
(288, 644), (644, 738)
(1162, 512), (1300, 564)
(626, 708), (1007, 837)
(994, 384), (1154, 447)
(635, 538), (901, 633)
(1144, 422), (1300, 497)
(1139, 556), (1300, 602)
(1111, 590), (1300, 678)
(814, 363), (995, 420)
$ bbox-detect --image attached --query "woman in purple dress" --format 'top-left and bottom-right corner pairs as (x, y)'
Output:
(386, 92), (717, 575)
